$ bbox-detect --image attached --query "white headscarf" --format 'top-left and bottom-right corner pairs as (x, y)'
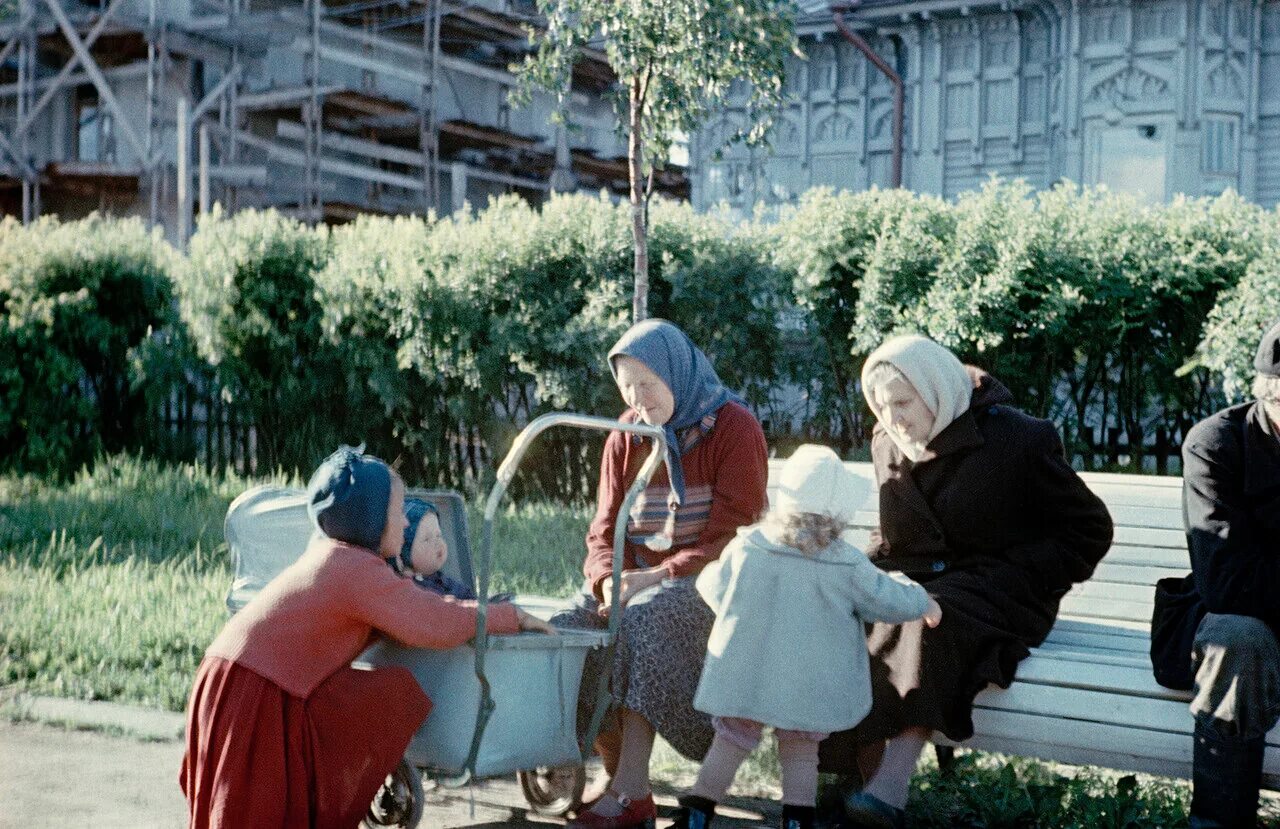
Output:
(861, 335), (973, 462)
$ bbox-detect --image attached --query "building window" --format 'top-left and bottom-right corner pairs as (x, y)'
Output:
(1203, 118), (1238, 174)
(1088, 122), (1167, 204)
(811, 45), (837, 93)
(706, 161), (748, 205)
(75, 86), (116, 164)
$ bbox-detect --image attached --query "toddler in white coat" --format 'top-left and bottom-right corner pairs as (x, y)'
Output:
(675, 445), (942, 829)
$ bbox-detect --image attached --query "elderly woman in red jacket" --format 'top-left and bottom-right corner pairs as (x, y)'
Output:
(555, 319), (769, 829)
(826, 335), (1114, 829)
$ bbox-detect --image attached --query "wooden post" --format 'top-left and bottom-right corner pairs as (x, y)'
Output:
(177, 97), (189, 245)
(198, 122), (210, 221)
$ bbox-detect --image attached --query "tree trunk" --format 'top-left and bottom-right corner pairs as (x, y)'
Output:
(629, 79), (648, 323)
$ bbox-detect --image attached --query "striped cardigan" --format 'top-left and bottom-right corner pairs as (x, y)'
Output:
(583, 401), (769, 598)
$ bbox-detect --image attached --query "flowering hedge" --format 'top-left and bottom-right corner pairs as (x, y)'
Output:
(2, 185), (1276, 485)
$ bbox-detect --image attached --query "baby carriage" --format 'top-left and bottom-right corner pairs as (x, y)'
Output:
(223, 413), (669, 827)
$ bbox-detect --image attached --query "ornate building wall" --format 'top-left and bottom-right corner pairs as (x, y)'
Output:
(691, 0), (1280, 210)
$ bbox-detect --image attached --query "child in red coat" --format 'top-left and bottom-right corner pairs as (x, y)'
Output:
(180, 446), (553, 828)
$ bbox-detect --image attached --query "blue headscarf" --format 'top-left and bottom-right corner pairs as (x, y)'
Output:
(306, 444), (392, 552)
(608, 319), (744, 506)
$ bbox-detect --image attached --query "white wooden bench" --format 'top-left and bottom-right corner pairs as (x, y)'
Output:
(764, 460), (1280, 786)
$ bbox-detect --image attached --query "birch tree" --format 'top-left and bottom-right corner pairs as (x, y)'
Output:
(513, 0), (796, 321)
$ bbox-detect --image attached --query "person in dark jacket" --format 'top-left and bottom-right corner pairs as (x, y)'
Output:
(822, 334), (1114, 829)
(1165, 320), (1280, 828)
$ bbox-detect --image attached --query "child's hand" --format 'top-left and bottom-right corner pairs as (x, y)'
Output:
(515, 608), (558, 635)
(922, 597), (943, 628)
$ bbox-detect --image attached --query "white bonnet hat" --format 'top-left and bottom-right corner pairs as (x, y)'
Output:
(774, 444), (872, 524)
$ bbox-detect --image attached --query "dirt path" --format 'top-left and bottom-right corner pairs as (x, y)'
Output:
(0, 719), (777, 828)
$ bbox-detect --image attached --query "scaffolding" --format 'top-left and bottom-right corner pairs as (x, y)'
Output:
(0, 0), (684, 241)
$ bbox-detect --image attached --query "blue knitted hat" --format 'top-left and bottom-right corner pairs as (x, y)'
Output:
(400, 497), (440, 568)
(306, 445), (393, 552)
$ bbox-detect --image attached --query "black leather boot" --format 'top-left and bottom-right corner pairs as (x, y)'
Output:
(1189, 721), (1264, 828)
(668, 794), (717, 829)
(781, 804), (816, 829)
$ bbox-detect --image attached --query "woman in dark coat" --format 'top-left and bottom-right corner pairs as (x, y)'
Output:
(825, 334), (1114, 828)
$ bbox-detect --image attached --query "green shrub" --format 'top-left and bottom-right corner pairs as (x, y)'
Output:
(179, 208), (335, 473)
(772, 187), (954, 446)
(3, 185), (1277, 484)
(1191, 212), (1280, 402)
(0, 215), (178, 476)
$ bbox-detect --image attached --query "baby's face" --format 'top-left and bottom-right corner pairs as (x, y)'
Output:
(409, 512), (449, 576)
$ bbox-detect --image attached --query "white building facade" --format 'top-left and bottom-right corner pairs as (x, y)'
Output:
(692, 0), (1280, 209)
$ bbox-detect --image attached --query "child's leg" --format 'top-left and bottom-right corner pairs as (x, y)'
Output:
(689, 717), (763, 801)
(775, 730), (826, 807)
(861, 726), (931, 809)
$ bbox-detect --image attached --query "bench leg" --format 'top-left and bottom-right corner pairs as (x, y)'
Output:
(934, 744), (957, 774)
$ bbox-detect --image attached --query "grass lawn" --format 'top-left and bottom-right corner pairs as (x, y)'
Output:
(1, 456), (1273, 826)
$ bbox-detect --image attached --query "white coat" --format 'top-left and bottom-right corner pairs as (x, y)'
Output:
(694, 526), (930, 732)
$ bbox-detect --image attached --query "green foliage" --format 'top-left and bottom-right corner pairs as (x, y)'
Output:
(399, 192), (792, 495)
(907, 754), (1198, 828)
(179, 208), (334, 473)
(773, 182), (1277, 465)
(0, 215), (178, 476)
(513, 0), (796, 174)
(313, 214), (441, 471)
(514, 0), (796, 319)
(772, 187), (953, 445)
(1191, 211), (1280, 402)
(3, 184), (1277, 482)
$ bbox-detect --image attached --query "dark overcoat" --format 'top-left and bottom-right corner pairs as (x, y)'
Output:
(819, 369), (1114, 771)
(1183, 401), (1280, 625)
(1149, 400), (1280, 689)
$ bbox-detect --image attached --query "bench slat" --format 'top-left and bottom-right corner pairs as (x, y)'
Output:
(1010, 653), (1185, 699)
(1099, 542), (1188, 567)
(1068, 581), (1154, 605)
(1091, 561), (1186, 585)
(941, 710), (1280, 777)
(1058, 595), (1153, 623)
(1042, 627), (1150, 654)
(1032, 642), (1156, 668)
(975, 681), (1189, 736)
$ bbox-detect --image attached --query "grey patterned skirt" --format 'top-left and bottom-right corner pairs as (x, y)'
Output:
(551, 576), (715, 761)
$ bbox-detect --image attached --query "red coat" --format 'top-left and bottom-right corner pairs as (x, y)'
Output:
(181, 538), (519, 828)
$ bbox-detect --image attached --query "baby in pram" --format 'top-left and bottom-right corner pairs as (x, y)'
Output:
(390, 497), (515, 603)
(389, 498), (477, 600)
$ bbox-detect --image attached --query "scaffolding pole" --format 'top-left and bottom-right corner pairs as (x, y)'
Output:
(305, 0), (323, 223)
(419, 0), (441, 215)
(177, 95), (189, 244)
(146, 0), (160, 226)
(225, 0), (242, 213)
(18, 0), (38, 223)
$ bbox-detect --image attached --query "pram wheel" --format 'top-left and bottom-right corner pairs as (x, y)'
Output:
(517, 763), (587, 816)
(363, 759), (425, 828)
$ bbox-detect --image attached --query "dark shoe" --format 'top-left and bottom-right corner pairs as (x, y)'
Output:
(816, 774), (860, 828)
(781, 804), (817, 829)
(1189, 720), (1264, 828)
(842, 791), (905, 829)
(667, 794), (717, 829)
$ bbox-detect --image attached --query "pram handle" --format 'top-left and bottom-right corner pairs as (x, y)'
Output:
(462, 413), (668, 779)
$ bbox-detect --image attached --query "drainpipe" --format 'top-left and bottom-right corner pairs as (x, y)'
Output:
(831, 2), (904, 187)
